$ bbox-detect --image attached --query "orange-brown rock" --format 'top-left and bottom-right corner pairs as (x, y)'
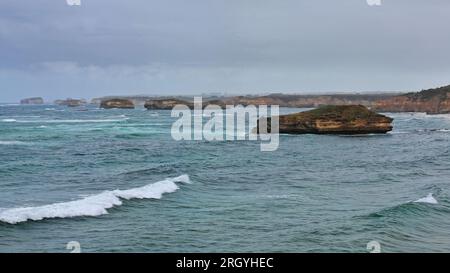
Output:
(54, 98), (87, 107)
(373, 85), (450, 114)
(100, 99), (135, 109)
(256, 105), (393, 134)
(144, 99), (194, 110)
(219, 94), (392, 108)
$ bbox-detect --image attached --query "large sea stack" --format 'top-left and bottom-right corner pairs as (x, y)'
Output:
(20, 97), (44, 105)
(256, 105), (393, 134)
(100, 99), (135, 109)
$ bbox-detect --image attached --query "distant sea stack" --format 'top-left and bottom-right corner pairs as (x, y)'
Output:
(373, 85), (450, 114)
(54, 98), (87, 107)
(100, 99), (135, 109)
(144, 99), (193, 110)
(20, 97), (44, 105)
(255, 105), (393, 134)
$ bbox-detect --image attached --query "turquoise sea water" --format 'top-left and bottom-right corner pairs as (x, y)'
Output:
(1, 104), (450, 253)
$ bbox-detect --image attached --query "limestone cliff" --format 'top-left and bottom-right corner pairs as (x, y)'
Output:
(256, 105), (393, 134)
(20, 97), (44, 105)
(373, 85), (450, 114)
(100, 99), (135, 109)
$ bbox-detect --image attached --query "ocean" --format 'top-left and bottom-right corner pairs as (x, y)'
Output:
(1, 104), (450, 253)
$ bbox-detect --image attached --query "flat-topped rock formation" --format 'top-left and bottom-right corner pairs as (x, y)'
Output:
(20, 97), (44, 105)
(92, 96), (159, 107)
(94, 94), (397, 109)
(100, 99), (135, 109)
(373, 85), (450, 114)
(220, 94), (396, 108)
(93, 83), (450, 114)
(54, 98), (87, 107)
(144, 98), (193, 110)
(255, 105), (393, 135)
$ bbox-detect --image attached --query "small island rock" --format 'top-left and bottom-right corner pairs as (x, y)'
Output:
(255, 105), (393, 134)
(100, 99), (135, 109)
(20, 97), (44, 105)
(54, 98), (86, 107)
(144, 99), (193, 110)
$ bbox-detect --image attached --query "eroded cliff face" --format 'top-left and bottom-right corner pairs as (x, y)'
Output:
(373, 85), (450, 114)
(256, 105), (393, 135)
(92, 85), (450, 114)
(54, 99), (87, 107)
(219, 94), (391, 108)
(144, 99), (194, 110)
(20, 97), (44, 105)
(100, 99), (135, 109)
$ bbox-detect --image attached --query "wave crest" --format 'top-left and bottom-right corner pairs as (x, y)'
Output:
(414, 193), (438, 204)
(362, 193), (440, 219)
(0, 141), (27, 145)
(0, 175), (191, 224)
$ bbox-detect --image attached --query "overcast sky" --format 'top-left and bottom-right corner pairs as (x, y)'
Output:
(1, 0), (450, 102)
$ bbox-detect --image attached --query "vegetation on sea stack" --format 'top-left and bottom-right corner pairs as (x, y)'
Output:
(256, 105), (393, 135)
(100, 98), (135, 109)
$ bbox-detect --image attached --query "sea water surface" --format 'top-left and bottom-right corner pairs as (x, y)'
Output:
(1, 104), (450, 252)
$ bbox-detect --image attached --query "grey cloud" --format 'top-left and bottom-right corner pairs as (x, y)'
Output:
(1, 0), (450, 101)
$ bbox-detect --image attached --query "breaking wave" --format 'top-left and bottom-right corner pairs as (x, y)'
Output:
(1, 118), (128, 123)
(1, 119), (17, 122)
(363, 193), (440, 220)
(0, 175), (191, 224)
(414, 193), (438, 204)
(0, 140), (28, 145)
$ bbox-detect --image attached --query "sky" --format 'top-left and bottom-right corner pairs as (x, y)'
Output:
(1, 0), (450, 102)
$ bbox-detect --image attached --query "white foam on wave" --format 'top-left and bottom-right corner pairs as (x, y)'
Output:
(1, 119), (17, 122)
(0, 140), (28, 145)
(431, 114), (450, 120)
(413, 193), (438, 204)
(4, 118), (128, 124)
(0, 175), (191, 224)
(389, 112), (450, 120)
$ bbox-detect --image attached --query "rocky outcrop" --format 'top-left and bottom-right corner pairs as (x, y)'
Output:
(95, 94), (397, 109)
(92, 96), (156, 107)
(221, 94), (395, 108)
(144, 99), (194, 110)
(20, 97), (44, 105)
(54, 98), (87, 107)
(100, 99), (135, 109)
(255, 105), (393, 134)
(373, 85), (450, 114)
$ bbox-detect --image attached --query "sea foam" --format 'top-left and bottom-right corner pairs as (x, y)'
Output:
(0, 141), (27, 145)
(414, 193), (438, 204)
(0, 175), (191, 224)
(1, 119), (17, 122)
(2, 118), (128, 124)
